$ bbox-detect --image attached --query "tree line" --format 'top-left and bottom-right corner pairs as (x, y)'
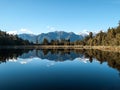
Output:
(79, 22), (120, 46)
(40, 38), (71, 45)
(41, 21), (120, 46)
(1, 21), (120, 46)
(0, 30), (32, 45)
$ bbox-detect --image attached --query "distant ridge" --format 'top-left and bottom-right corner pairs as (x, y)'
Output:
(18, 31), (84, 43)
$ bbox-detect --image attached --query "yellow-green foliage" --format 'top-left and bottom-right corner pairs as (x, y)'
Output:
(83, 22), (120, 46)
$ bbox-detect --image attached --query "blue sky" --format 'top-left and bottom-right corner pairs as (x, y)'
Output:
(0, 0), (120, 34)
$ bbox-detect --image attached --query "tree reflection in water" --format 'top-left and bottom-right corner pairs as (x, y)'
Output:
(0, 48), (120, 74)
(0, 49), (31, 63)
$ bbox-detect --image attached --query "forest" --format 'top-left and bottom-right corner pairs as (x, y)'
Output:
(41, 22), (120, 46)
(82, 23), (120, 46)
(0, 22), (120, 46)
(0, 30), (31, 45)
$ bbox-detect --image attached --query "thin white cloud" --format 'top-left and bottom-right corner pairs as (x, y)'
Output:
(7, 28), (34, 35)
(46, 26), (67, 33)
(19, 28), (33, 34)
(20, 61), (27, 64)
(7, 30), (18, 35)
(9, 59), (17, 62)
(46, 26), (56, 31)
(19, 58), (33, 64)
(8, 57), (40, 65)
(75, 57), (89, 63)
(78, 29), (90, 36)
(46, 62), (55, 67)
(78, 29), (100, 37)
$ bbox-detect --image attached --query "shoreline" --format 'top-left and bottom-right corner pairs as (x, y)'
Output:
(0, 45), (120, 52)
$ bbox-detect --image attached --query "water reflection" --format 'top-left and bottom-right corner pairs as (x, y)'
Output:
(83, 49), (120, 71)
(0, 49), (30, 63)
(0, 49), (120, 90)
(0, 49), (120, 71)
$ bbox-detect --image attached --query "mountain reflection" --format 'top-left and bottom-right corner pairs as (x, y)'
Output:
(0, 49), (120, 71)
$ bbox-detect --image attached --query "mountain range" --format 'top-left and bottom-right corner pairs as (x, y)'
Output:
(18, 31), (85, 43)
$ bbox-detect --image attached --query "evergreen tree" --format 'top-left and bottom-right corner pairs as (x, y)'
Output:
(43, 38), (49, 45)
(0, 30), (31, 45)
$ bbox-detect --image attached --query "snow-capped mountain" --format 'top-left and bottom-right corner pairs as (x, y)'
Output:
(18, 31), (84, 43)
(78, 30), (98, 37)
(79, 30), (90, 37)
(18, 34), (37, 43)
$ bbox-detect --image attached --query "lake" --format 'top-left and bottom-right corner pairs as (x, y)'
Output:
(0, 49), (120, 90)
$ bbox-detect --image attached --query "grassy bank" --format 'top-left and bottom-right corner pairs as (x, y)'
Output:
(89, 46), (120, 52)
(0, 45), (120, 52)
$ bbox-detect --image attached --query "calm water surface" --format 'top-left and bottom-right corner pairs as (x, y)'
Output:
(0, 49), (120, 90)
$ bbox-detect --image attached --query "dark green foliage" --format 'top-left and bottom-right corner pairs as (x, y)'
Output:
(0, 30), (31, 45)
(89, 32), (93, 39)
(40, 21), (120, 46)
(81, 22), (120, 46)
(83, 49), (120, 71)
(0, 49), (31, 63)
(43, 38), (49, 45)
(41, 38), (70, 45)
